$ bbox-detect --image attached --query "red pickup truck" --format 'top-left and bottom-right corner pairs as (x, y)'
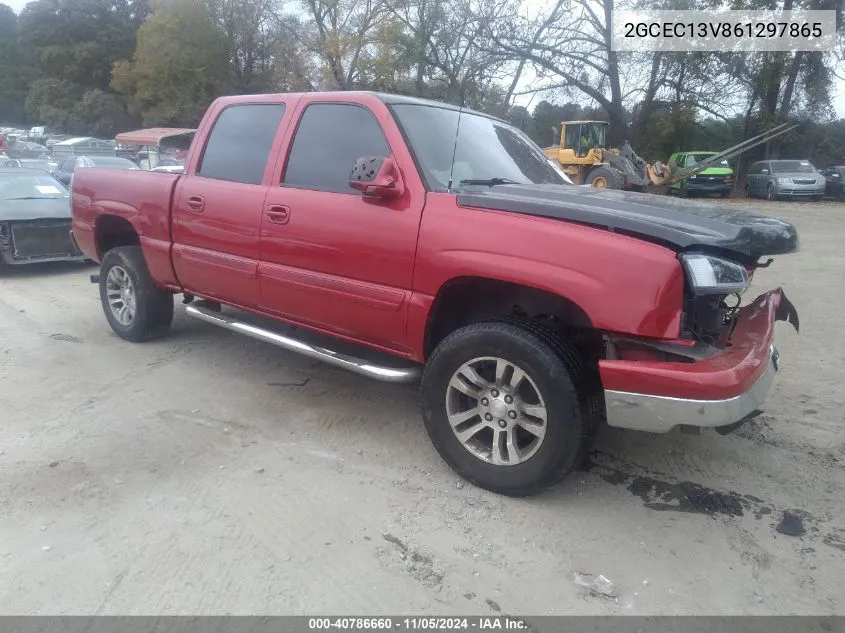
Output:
(71, 91), (799, 496)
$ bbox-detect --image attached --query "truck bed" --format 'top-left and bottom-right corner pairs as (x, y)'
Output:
(71, 168), (182, 288)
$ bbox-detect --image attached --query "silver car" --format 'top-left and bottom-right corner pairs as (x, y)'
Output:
(745, 159), (826, 201)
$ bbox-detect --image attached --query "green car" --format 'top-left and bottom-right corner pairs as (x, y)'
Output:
(666, 151), (734, 198)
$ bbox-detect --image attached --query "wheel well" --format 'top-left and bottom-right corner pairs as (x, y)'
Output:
(95, 215), (139, 258)
(424, 277), (600, 360)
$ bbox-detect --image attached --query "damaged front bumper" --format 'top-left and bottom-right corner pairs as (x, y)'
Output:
(601, 288), (798, 433)
(0, 220), (86, 266)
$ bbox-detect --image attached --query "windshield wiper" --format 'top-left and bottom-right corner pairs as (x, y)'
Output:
(458, 177), (520, 187)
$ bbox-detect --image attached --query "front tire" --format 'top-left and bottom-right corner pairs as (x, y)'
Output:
(766, 183), (776, 201)
(99, 245), (173, 342)
(421, 321), (597, 497)
(586, 166), (624, 190)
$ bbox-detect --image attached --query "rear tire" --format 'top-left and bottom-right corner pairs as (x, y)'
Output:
(586, 166), (623, 190)
(99, 246), (173, 342)
(420, 321), (599, 497)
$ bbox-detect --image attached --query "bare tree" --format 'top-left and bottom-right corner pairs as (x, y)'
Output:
(279, 0), (386, 90)
(383, 0), (514, 104)
(489, 0), (637, 142)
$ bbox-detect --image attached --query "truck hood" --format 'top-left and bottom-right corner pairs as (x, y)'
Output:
(456, 184), (797, 261)
(0, 197), (71, 221)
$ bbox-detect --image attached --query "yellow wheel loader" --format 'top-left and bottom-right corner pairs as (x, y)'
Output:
(543, 120), (797, 192)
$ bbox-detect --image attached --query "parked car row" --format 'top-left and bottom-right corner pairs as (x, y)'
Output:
(51, 155), (140, 186)
(668, 155), (839, 201)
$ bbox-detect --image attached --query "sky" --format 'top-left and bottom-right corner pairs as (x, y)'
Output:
(4, 0), (845, 118)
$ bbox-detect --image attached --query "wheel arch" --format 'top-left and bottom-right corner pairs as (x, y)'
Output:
(422, 276), (598, 360)
(94, 214), (140, 259)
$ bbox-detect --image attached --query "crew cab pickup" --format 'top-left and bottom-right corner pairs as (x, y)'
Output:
(71, 92), (799, 496)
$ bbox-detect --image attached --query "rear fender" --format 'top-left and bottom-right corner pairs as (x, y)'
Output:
(72, 167), (181, 288)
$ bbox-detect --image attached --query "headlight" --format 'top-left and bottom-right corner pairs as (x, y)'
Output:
(777, 177), (791, 184)
(680, 254), (750, 296)
(689, 174), (697, 179)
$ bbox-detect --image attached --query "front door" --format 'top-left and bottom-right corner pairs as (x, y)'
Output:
(258, 99), (425, 353)
(747, 162), (761, 195)
(171, 102), (289, 308)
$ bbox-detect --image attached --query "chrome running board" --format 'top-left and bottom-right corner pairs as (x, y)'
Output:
(185, 303), (422, 384)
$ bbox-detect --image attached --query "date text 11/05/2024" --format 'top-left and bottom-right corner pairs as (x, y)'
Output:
(308, 618), (529, 630)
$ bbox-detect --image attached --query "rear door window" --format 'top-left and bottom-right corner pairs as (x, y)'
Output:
(198, 103), (286, 185)
(282, 103), (391, 194)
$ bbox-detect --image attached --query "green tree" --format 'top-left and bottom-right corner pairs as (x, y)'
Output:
(0, 3), (26, 124)
(506, 105), (531, 134)
(23, 77), (82, 130)
(74, 89), (137, 137)
(15, 0), (147, 132)
(18, 0), (149, 91)
(112, 0), (234, 127)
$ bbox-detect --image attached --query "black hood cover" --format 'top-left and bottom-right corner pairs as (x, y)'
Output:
(0, 197), (71, 221)
(457, 185), (798, 261)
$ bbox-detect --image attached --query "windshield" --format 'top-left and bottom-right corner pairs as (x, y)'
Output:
(580, 123), (607, 149)
(0, 172), (68, 200)
(391, 104), (571, 190)
(771, 160), (816, 174)
(686, 153), (729, 167)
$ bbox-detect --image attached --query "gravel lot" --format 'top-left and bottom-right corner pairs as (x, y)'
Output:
(1, 198), (843, 615)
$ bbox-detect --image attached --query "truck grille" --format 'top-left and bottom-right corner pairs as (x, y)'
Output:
(10, 220), (81, 260)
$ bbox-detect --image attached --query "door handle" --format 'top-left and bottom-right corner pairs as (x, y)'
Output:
(265, 204), (291, 225)
(186, 195), (205, 213)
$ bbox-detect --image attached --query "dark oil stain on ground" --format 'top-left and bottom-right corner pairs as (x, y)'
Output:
(583, 451), (768, 518)
(581, 452), (845, 554)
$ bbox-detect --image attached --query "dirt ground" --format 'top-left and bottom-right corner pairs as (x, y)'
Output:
(1, 198), (843, 616)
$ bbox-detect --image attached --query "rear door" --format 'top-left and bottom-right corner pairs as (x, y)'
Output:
(258, 96), (426, 353)
(171, 100), (291, 308)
